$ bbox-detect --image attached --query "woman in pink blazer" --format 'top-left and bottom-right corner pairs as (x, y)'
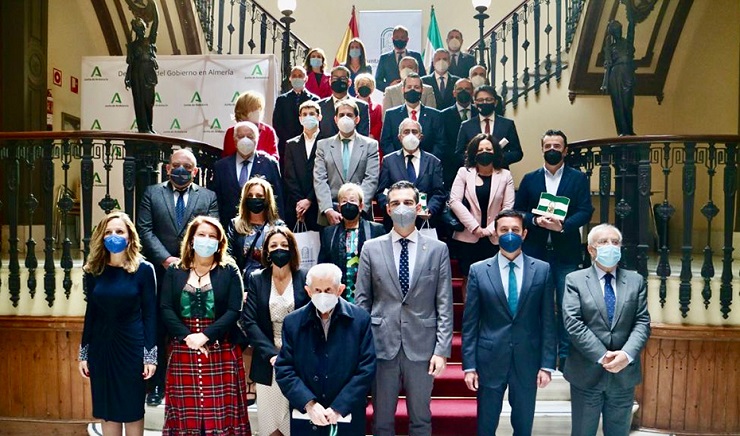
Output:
(303, 48), (332, 99)
(450, 133), (515, 279)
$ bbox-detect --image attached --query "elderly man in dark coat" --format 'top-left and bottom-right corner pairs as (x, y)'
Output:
(275, 263), (376, 435)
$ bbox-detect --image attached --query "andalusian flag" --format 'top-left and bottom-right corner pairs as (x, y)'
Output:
(532, 192), (571, 220)
(333, 6), (359, 66)
(424, 6), (443, 70)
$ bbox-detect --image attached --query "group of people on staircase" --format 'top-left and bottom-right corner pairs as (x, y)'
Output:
(77, 23), (650, 436)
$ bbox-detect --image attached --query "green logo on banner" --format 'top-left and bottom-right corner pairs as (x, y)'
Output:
(111, 93), (122, 104)
(91, 66), (102, 77)
(155, 92), (162, 103)
(130, 119), (137, 130)
(170, 119), (181, 130)
(191, 92), (202, 103)
(210, 118), (222, 129)
(91, 119), (102, 130)
(251, 65), (263, 76)
(231, 91), (241, 102)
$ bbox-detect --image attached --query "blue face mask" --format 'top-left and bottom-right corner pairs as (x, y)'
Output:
(193, 236), (219, 258)
(595, 245), (621, 268)
(309, 58), (323, 68)
(104, 234), (128, 254)
(499, 232), (523, 253)
(170, 166), (193, 187)
(349, 48), (362, 59)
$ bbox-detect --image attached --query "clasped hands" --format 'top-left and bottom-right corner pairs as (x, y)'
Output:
(602, 350), (629, 373)
(185, 332), (210, 357)
(305, 400), (343, 426)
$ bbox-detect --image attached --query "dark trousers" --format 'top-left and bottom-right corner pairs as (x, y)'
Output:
(544, 250), (579, 361)
(149, 265), (169, 390)
(570, 382), (635, 436)
(477, 370), (538, 436)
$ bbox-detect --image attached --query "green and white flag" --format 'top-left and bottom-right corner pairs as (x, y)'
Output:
(532, 192), (570, 220)
(424, 6), (443, 70)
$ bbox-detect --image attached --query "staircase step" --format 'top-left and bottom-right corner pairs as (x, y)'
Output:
(452, 278), (464, 303)
(451, 333), (462, 362)
(453, 302), (464, 331)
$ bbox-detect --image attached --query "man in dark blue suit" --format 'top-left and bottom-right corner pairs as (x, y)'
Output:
(276, 263), (376, 436)
(513, 129), (594, 370)
(375, 25), (426, 92)
(379, 73), (445, 159)
(273, 66), (319, 172)
(211, 121), (284, 229)
(455, 85), (523, 169)
(440, 78), (477, 189)
(376, 118), (446, 230)
(317, 65), (370, 140)
(462, 209), (556, 436)
(446, 29), (477, 79)
(421, 48), (460, 110)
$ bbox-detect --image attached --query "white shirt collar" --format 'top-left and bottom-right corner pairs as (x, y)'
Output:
(390, 228), (419, 244)
(403, 149), (421, 160)
(594, 264), (618, 280)
(497, 251), (524, 270)
(434, 71), (449, 81)
(543, 164), (565, 177)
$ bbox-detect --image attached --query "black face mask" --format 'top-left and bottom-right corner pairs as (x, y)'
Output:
(245, 198), (266, 214)
(393, 39), (407, 50)
(331, 80), (349, 94)
(544, 149), (564, 165)
(477, 103), (496, 117)
(269, 248), (292, 268)
(476, 151), (496, 166)
(404, 90), (422, 104)
(456, 90), (472, 105)
(340, 202), (360, 221)
(170, 166), (193, 187)
(357, 85), (372, 98)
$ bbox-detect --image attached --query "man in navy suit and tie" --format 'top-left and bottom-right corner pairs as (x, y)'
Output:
(421, 48), (460, 110)
(446, 29), (477, 79)
(376, 118), (446, 230)
(375, 25), (427, 92)
(462, 209), (557, 436)
(380, 73), (445, 159)
(455, 85), (523, 169)
(514, 129), (594, 370)
(440, 78), (477, 188)
(317, 66), (370, 139)
(211, 121), (284, 229)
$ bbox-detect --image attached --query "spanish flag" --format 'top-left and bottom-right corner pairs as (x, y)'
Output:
(333, 6), (359, 66)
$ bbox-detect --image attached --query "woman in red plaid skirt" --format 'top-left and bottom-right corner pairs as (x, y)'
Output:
(161, 216), (251, 435)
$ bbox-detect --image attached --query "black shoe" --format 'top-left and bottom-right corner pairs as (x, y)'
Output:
(147, 386), (163, 406)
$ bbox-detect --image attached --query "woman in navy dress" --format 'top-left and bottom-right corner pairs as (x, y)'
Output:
(78, 211), (157, 436)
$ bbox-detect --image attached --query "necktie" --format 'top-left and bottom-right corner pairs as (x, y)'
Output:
(604, 273), (616, 325)
(175, 191), (185, 228)
(411, 110), (417, 121)
(239, 160), (249, 187)
(508, 261), (518, 315)
(461, 108), (469, 121)
(406, 154), (417, 183)
(397, 52), (402, 65)
(484, 118), (491, 135)
(341, 138), (351, 179)
(439, 76), (446, 95)
(451, 54), (458, 69)
(399, 239), (410, 297)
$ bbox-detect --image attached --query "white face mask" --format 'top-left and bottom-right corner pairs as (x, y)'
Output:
(470, 75), (486, 89)
(434, 60), (450, 74)
(400, 68), (415, 80)
(247, 110), (262, 123)
(336, 116), (356, 134)
(401, 134), (420, 152)
(448, 37), (462, 51)
(312, 292), (338, 314)
(237, 137), (256, 156)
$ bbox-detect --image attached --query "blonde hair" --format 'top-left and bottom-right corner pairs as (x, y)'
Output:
(178, 216), (233, 270)
(337, 182), (364, 206)
(83, 212), (143, 276)
(234, 91), (265, 122)
(234, 177), (281, 235)
(354, 73), (375, 91)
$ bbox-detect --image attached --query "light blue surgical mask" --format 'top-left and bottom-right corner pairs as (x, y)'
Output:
(193, 236), (219, 258)
(349, 48), (362, 59)
(595, 244), (621, 268)
(290, 77), (306, 89)
(309, 58), (323, 68)
(300, 115), (319, 130)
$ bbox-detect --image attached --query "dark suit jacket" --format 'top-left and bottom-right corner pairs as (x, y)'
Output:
(283, 133), (320, 230)
(421, 73), (460, 110)
(211, 152), (284, 229)
(318, 219), (385, 287)
(272, 89), (320, 165)
(242, 267), (310, 385)
(448, 51), (477, 78)
(317, 96), (370, 140)
(461, 253), (557, 387)
(376, 150), (447, 217)
(440, 104), (478, 187)
(513, 166), (594, 264)
(455, 115), (523, 169)
(137, 182), (219, 267)
(374, 50), (427, 92)
(276, 298), (376, 435)
(379, 104), (445, 158)
(160, 263), (244, 343)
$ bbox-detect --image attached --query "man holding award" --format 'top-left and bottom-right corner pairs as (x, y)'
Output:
(513, 129), (594, 371)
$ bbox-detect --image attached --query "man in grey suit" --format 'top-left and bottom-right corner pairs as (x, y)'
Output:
(563, 223), (651, 436)
(136, 148), (219, 405)
(313, 99), (379, 226)
(462, 209), (556, 435)
(355, 181), (453, 436)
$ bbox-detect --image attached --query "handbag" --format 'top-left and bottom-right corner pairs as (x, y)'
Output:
(441, 203), (464, 232)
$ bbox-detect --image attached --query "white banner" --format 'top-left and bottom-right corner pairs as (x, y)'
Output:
(359, 10), (423, 75)
(80, 54), (279, 226)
